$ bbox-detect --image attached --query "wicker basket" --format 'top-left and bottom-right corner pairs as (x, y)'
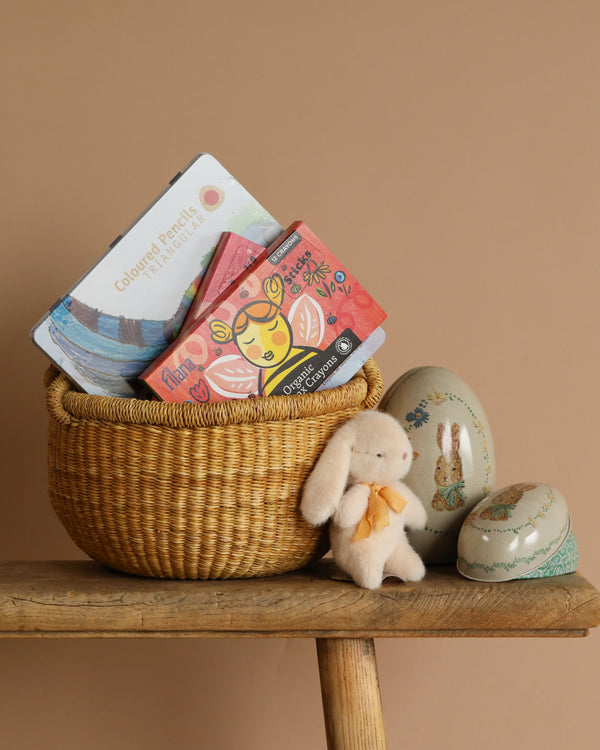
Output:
(45, 359), (383, 579)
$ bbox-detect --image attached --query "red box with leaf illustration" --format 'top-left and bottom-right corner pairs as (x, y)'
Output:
(140, 221), (386, 402)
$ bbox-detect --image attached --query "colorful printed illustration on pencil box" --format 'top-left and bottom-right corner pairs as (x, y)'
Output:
(41, 277), (200, 395)
(141, 221), (387, 402)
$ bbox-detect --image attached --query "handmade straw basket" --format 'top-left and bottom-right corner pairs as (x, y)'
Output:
(45, 360), (383, 579)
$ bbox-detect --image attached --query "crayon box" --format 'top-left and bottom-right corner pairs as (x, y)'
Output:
(141, 221), (387, 402)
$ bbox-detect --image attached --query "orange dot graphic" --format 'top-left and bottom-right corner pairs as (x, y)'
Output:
(246, 344), (262, 360)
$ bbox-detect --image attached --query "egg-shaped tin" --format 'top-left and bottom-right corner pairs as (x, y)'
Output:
(380, 366), (495, 563)
(456, 483), (571, 582)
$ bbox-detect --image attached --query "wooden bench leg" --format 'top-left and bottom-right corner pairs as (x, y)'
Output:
(316, 637), (387, 750)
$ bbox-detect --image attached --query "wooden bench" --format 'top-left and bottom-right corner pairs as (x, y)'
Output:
(1, 559), (599, 749)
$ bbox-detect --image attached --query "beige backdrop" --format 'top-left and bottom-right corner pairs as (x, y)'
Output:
(1, 1), (599, 748)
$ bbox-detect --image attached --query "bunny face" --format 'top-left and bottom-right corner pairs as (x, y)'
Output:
(434, 453), (463, 486)
(347, 411), (413, 485)
(300, 410), (415, 528)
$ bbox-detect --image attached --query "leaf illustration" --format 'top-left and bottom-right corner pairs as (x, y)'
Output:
(289, 294), (325, 347)
(204, 354), (259, 398)
(184, 338), (208, 359)
(316, 288), (326, 298)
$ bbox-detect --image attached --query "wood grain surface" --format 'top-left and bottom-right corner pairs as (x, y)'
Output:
(0, 559), (599, 638)
(317, 638), (387, 750)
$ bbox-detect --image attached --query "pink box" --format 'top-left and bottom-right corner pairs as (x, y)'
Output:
(141, 221), (386, 402)
(181, 232), (267, 334)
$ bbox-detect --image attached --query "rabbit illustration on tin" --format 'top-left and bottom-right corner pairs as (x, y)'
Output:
(431, 421), (466, 511)
(477, 483), (537, 521)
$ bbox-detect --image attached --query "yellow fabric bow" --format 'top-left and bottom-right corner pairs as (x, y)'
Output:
(353, 483), (408, 542)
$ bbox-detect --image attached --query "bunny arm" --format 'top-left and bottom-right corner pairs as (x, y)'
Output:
(395, 483), (428, 530)
(300, 423), (354, 527)
(333, 483), (370, 529)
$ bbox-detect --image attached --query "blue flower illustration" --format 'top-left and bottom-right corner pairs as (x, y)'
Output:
(406, 405), (430, 428)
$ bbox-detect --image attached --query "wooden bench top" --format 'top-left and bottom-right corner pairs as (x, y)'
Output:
(1, 559), (598, 639)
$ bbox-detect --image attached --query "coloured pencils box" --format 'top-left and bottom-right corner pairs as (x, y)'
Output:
(140, 221), (387, 402)
(181, 232), (267, 333)
(31, 154), (282, 397)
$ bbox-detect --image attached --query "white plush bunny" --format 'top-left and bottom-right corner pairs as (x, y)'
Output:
(300, 410), (427, 589)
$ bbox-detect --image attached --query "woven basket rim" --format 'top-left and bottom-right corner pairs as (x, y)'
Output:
(45, 359), (383, 428)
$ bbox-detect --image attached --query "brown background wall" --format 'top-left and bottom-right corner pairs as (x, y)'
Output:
(1, 1), (598, 748)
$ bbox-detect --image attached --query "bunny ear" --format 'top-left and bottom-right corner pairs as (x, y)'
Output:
(451, 422), (461, 450)
(300, 421), (355, 527)
(436, 422), (445, 451)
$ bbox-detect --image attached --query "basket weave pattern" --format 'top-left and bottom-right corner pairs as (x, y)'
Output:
(45, 360), (383, 579)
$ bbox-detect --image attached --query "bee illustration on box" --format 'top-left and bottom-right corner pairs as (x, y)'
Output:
(207, 273), (326, 397)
